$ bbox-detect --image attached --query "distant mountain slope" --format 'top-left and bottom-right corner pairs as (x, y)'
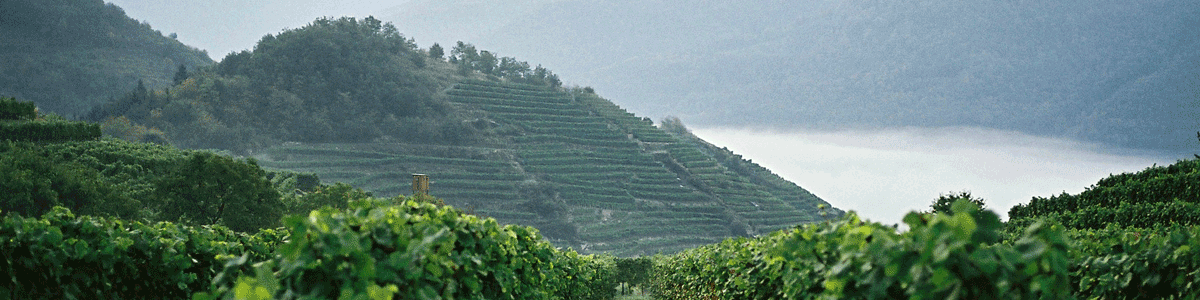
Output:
(258, 79), (839, 255)
(386, 0), (1200, 156)
(0, 0), (213, 117)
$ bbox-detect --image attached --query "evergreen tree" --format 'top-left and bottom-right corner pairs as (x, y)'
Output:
(429, 43), (444, 59)
(172, 64), (189, 85)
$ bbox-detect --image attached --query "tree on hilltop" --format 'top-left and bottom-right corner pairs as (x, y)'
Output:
(429, 43), (444, 60)
(930, 191), (987, 215)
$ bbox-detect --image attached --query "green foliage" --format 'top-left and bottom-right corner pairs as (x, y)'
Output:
(267, 170), (321, 195)
(450, 42), (562, 87)
(819, 202), (1072, 300)
(41, 138), (190, 203)
(429, 43), (444, 59)
(174, 64), (191, 85)
(87, 16), (471, 151)
(281, 182), (372, 215)
(197, 198), (617, 300)
(1068, 225), (1200, 299)
(17, 137), (300, 231)
(1008, 158), (1200, 229)
(615, 257), (653, 294)
(930, 190), (987, 214)
(1, 98), (101, 143)
(0, 207), (284, 299)
(0, 119), (102, 143)
(650, 201), (1075, 299)
(0, 97), (37, 120)
(155, 152), (284, 232)
(0, 142), (139, 219)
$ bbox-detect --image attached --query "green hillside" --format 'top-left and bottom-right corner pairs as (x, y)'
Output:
(0, 0), (213, 117)
(256, 79), (837, 255)
(73, 15), (839, 255)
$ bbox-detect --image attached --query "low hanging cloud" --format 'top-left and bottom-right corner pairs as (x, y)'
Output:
(692, 126), (1177, 225)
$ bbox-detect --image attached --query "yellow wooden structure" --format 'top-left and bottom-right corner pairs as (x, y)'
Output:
(411, 174), (430, 195)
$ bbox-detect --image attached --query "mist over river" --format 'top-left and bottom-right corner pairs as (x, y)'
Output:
(693, 126), (1178, 225)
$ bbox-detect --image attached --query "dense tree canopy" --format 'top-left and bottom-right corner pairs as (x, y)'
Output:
(85, 16), (476, 151)
(155, 152), (283, 231)
(451, 41), (561, 87)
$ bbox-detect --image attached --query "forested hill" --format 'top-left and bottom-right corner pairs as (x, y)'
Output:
(0, 0), (213, 117)
(79, 15), (840, 255)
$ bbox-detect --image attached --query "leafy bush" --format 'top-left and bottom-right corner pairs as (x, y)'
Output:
(197, 198), (617, 300)
(0, 141), (139, 219)
(1068, 225), (1200, 299)
(0, 207), (283, 299)
(0, 120), (101, 143)
(155, 152), (284, 232)
(650, 201), (1074, 299)
(0, 97), (36, 120)
(1008, 159), (1200, 229)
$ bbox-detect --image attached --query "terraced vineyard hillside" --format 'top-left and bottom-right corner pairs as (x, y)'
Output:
(257, 79), (839, 255)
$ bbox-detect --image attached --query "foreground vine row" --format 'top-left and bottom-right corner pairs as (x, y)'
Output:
(648, 201), (1200, 299)
(0, 197), (620, 300)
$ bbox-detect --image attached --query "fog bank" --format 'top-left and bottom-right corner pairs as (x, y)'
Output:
(692, 127), (1177, 225)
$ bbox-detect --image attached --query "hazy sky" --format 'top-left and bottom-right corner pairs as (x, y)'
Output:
(693, 127), (1177, 225)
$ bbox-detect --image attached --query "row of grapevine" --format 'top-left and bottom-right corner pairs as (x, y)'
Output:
(456, 79), (566, 97)
(1067, 225), (1200, 298)
(3, 200), (625, 299)
(490, 112), (607, 123)
(651, 202), (1074, 299)
(513, 134), (639, 148)
(446, 89), (572, 104)
(520, 127), (629, 141)
(477, 103), (591, 116)
(197, 198), (621, 300)
(267, 147), (512, 168)
(622, 181), (695, 193)
(581, 221), (729, 242)
(447, 92), (574, 107)
(1021, 160), (1200, 215)
(0, 120), (102, 142)
(628, 189), (710, 202)
(0, 97), (37, 120)
(0, 207), (284, 299)
(1010, 200), (1200, 230)
(523, 163), (665, 175)
(1009, 158), (1200, 229)
(517, 120), (612, 132)
(430, 189), (521, 201)
(523, 155), (660, 168)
